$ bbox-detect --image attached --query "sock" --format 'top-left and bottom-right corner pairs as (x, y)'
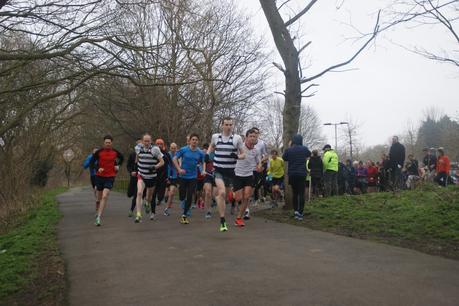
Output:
(220, 217), (225, 224)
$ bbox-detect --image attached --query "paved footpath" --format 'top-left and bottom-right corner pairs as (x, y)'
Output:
(58, 187), (459, 306)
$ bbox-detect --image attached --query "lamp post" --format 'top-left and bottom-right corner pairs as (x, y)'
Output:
(63, 149), (75, 188)
(323, 122), (349, 155)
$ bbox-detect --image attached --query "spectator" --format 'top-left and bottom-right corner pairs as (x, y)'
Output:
(307, 149), (323, 198)
(345, 159), (356, 194)
(282, 134), (311, 220)
(435, 148), (451, 187)
(405, 154), (420, 189)
(389, 136), (406, 191)
(422, 147), (437, 181)
(367, 160), (379, 193)
(355, 161), (368, 194)
(322, 144), (339, 197)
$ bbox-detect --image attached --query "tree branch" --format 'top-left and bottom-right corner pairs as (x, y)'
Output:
(284, 0), (319, 27)
(301, 10), (381, 83)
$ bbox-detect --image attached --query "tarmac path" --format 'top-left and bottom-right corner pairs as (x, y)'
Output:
(58, 187), (459, 306)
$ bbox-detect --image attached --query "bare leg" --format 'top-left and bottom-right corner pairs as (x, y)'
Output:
(215, 178), (226, 218)
(97, 188), (110, 217)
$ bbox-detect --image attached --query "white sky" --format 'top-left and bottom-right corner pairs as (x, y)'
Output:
(237, 0), (459, 148)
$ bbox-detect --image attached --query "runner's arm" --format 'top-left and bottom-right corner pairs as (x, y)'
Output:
(155, 156), (165, 170)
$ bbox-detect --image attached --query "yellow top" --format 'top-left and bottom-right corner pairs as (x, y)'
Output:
(268, 157), (285, 178)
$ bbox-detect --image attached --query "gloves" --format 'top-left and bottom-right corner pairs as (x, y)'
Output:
(230, 152), (238, 159)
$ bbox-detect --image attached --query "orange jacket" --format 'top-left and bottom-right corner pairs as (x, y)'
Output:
(436, 155), (451, 173)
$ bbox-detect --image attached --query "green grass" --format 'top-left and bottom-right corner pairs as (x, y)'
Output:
(258, 184), (459, 259)
(0, 187), (67, 302)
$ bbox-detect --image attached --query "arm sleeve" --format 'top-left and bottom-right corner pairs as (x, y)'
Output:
(115, 150), (124, 165)
(90, 150), (101, 169)
(83, 154), (92, 169)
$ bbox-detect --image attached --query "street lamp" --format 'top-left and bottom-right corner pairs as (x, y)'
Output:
(323, 122), (349, 156)
(63, 149), (75, 188)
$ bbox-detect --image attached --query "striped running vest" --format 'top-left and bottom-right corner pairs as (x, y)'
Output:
(213, 134), (238, 169)
(137, 145), (160, 179)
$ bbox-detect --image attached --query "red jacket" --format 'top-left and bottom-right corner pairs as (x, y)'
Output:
(92, 148), (124, 177)
(367, 166), (379, 184)
(436, 155), (450, 173)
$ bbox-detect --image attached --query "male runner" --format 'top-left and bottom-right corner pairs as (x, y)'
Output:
(173, 133), (205, 224)
(151, 138), (171, 210)
(83, 148), (98, 212)
(202, 143), (215, 219)
(208, 117), (244, 232)
(164, 142), (179, 216)
(90, 135), (124, 226)
(268, 149), (284, 208)
(245, 127), (268, 219)
(234, 129), (262, 227)
(134, 133), (164, 223)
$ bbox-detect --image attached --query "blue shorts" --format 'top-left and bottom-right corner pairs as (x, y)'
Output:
(96, 176), (115, 191)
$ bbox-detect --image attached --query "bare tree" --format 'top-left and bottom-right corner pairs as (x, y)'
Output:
(259, 0), (380, 148)
(385, 0), (459, 68)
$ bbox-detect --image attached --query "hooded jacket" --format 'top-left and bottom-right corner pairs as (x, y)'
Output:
(282, 134), (311, 177)
(322, 149), (339, 172)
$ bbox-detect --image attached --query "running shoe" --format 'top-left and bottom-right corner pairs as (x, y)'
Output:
(144, 200), (150, 214)
(191, 203), (197, 209)
(95, 216), (101, 226)
(293, 211), (300, 220)
(164, 207), (170, 216)
(179, 215), (189, 224)
(219, 222), (228, 232)
(128, 211), (133, 218)
(243, 209), (251, 220)
(234, 217), (245, 227)
(205, 211), (212, 219)
(135, 212), (142, 223)
(150, 213), (155, 221)
(297, 214), (304, 221)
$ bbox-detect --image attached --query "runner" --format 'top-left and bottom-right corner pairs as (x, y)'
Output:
(208, 117), (245, 232)
(151, 138), (171, 212)
(126, 138), (142, 217)
(90, 135), (124, 226)
(134, 133), (164, 223)
(234, 129), (262, 227)
(83, 148), (98, 213)
(202, 143), (216, 219)
(268, 149), (284, 208)
(173, 133), (205, 224)
(245, 127), (268, 219)
(164, 142), (179, 216)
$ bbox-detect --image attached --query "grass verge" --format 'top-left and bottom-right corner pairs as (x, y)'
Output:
(0, 187), (67, 305)
(258, 184), (459, 260)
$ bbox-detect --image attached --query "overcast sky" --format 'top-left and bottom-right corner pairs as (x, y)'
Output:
(237, 0), (459, 149)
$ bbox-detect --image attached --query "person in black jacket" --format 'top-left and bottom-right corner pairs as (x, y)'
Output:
(282, 134), (311, 220)
(308, 150), (323, 198)
(389, 136), (405, 191)
(151, 138), (172, 214)
(127, 138), (142, 217)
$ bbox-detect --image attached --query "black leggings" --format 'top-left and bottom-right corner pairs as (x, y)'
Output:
(289, 176), (306, 214)
(179, 178), (197, 216)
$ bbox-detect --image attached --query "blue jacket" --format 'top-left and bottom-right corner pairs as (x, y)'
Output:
(83, 153), (97, 177)
(282, 134), (311, 177)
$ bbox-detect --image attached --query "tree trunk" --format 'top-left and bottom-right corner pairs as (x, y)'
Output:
(260, 0), (302, 210)
(260, 0), (302, 149)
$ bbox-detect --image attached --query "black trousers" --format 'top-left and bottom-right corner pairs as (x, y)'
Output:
(179, 178), (197, 216)
(289, 176), (306, 214)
